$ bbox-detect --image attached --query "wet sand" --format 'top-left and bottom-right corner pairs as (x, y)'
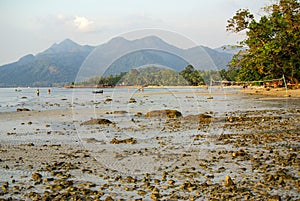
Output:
(0, 90), (299, 200)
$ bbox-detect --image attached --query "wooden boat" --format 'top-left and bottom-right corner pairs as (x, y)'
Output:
(92, 90), (103, 94)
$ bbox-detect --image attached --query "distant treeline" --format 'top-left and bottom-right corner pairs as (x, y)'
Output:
(77, 65), (239, 87)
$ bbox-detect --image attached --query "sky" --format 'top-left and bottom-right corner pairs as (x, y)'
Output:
(0, 0), (271, 65)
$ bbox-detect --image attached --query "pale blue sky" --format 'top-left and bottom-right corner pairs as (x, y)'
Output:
(0, 0), (271, 65)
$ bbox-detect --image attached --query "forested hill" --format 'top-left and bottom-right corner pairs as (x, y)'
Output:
(0, 37), (234, 87)
(0, 39), (94, 87)
(79, 36), (234, 80)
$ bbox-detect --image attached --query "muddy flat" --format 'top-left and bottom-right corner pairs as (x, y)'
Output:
(0, 87), (299, 200)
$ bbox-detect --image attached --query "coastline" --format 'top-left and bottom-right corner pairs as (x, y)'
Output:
(63, 84), (244, 90)
(240, 87), (300, 98)
(0, 88), (299, 200)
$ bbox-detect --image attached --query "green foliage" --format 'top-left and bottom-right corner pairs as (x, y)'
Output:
(219, 69), (239, 82)
(79, 65), (239, 87)
(179, 65), (204, 85)
(77, 72), (126, 86)
(120, 66), (189, 86)
(226, 9), (254, 32)
(98, 72), (126, 86)
(79, 60), (247, 87)
(179, 65), (238, 85)
(227, 0), (300, 83)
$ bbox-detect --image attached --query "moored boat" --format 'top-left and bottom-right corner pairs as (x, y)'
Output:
(92, 90), (103, 94)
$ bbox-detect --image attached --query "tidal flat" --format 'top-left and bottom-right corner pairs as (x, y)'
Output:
(0, 87), (299, 200)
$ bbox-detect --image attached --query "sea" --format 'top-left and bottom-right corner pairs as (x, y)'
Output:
(0, 87), (294, 114)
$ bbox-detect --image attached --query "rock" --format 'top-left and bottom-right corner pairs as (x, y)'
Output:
(80, 118), (112, 126)
(113, 111), (128, 114)
(82, 138), (100, 143)
(267, 195), (281, 201)
(110, 137), (137, 144)
(16, 108), (30, 112)
(150, 191), (160, 200)
(104, 196), (114, 201)
(224, 175), (234, 187)
(137, 190), (147, 196)
(183, 113), (213, 123)
(1, 182), (9, 192)
(168, 180), (175, 185)
(27, 143), (35, 146)
(129, 98), (136, 103)
(199, 114), (213, 123)
(135, 112), (143, 117)
(145, 109), (182, 118)
(32, 173), (42, 182)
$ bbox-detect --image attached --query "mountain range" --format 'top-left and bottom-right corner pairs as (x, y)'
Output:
(0, 36), (237, 87)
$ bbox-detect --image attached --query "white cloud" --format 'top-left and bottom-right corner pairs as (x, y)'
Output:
(73, 16), (94, 32)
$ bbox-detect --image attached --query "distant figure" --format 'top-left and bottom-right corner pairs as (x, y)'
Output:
(48, 89), (51, 94)
(36, 89), (40, 96)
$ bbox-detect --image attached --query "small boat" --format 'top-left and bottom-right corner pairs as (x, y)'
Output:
(92, 90), (103, 94)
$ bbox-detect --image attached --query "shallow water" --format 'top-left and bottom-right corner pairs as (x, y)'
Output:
(0, 86), (297, 148)
(0, 87), (296, 113)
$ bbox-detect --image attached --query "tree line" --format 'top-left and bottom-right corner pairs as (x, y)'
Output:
(226, 0), (299, 84)
(78, 65), (238, 87)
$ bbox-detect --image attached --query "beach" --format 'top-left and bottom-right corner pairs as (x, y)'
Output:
(0, 87), (299, 200)
(240, 86), (300, 98)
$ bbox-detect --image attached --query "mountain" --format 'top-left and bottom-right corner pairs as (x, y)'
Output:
(102, 49), (189, 77)
(78, 36), (233, 81)
(0, 39), (95, 87)
(77, 36), (185, 81)
(40, 39), (94, 55)
(0, 36), (234, 87)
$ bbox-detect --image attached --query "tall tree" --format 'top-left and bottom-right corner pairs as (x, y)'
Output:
(227, 0), (300, 83)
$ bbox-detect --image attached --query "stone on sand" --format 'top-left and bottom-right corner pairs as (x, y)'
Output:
(145, 109), (182, 118)
(80, 118), (112, 126)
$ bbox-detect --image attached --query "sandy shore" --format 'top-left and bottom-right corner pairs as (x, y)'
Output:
(240, 87), (300, 98)
(0, 91), (299, 200)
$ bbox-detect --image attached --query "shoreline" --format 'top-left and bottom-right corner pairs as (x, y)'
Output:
(239, 87), (300, 98)
(0, 87), (299, 200)
(63, 85), (244, 89)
